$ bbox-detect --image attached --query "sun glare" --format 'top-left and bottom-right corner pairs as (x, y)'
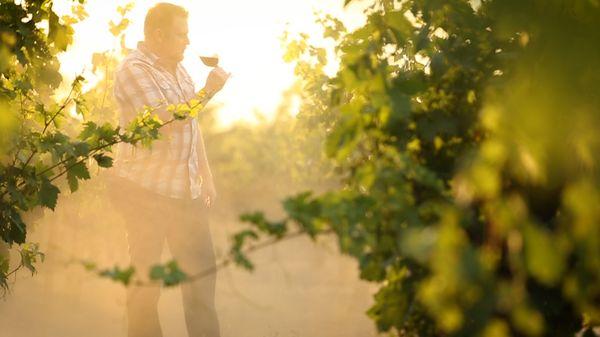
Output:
(55, 0), (365, 129)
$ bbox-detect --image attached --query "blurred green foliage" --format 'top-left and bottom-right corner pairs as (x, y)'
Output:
(2, 0), (599, 335)
(235, 0), (600, 336)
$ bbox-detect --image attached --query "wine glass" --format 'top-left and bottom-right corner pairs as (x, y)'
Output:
(198, 55), (219, 67)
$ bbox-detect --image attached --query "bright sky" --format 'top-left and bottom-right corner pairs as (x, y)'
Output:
(56, 0), (366, 128)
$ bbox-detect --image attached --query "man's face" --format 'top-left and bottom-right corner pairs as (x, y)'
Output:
(157, 16), (189, 63)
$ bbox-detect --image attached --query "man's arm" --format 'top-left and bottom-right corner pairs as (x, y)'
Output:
(193, 67), (230, 206)
(185, 66), (228, 121)
(196, 125), (213, 182)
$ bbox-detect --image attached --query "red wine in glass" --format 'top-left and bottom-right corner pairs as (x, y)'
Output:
(199, 55), (219, 67)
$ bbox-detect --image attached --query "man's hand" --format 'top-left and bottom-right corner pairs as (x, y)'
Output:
(203, 178), (217, 208)
(203, 66), (230, 96)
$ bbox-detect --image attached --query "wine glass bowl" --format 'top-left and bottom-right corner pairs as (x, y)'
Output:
(199, 55), (219, 67)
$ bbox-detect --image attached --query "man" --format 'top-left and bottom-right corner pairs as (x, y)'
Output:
(109, 3), (228, 337)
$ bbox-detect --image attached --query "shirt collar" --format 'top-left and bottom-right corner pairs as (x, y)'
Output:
(137, 41), (182, 76)
(137, 41), (160, 65)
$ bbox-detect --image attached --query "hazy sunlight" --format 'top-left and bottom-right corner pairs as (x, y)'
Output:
(55, 0), (365, 128)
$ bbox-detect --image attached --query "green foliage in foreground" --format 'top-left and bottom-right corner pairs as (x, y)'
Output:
(234, 1), (600, 336)
(81, 259), (186, 288)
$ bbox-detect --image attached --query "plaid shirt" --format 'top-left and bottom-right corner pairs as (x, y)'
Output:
(112, 42), (204, 199)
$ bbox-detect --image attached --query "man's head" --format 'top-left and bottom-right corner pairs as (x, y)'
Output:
(144, 3), (189, 64)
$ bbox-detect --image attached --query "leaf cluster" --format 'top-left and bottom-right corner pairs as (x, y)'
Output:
(235, 1), (600, 336)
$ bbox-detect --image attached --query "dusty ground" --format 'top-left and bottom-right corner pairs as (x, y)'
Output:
(0, 181), (381, 337)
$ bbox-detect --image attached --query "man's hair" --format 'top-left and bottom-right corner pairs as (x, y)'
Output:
(144, 2), (188, 39)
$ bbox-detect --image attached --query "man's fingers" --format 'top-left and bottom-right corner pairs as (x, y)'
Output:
(213, 67), (229, 79)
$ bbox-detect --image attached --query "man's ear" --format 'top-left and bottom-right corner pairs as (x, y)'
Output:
(151, 28), (165, 44)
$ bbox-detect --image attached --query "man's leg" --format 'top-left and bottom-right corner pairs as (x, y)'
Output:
(108, 177), (169, 337)
(167, 199), (221, 337)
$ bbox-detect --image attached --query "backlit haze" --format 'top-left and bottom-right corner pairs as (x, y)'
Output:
(55, 0), (366, 128)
